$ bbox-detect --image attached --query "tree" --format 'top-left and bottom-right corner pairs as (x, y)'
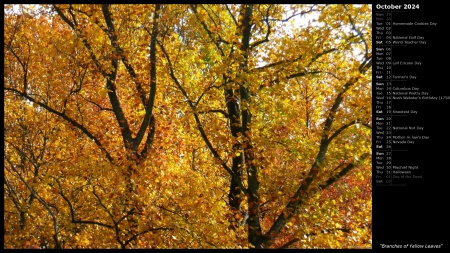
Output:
(4, 4), (372, 249)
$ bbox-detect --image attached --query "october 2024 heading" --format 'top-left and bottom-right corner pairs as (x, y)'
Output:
(375, 4), (420, 10)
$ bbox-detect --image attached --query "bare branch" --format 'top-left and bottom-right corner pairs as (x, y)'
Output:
(4, 87), (114, 163)
(278, 238), (299, 249)
(189, 4), (228, 56)
(8, 158), (62, 249)
(53, 177), (113, 229)
(320, 153), (371, 190)
(225, 4), (238, 26)
(198, 109), (229, 118)
(250, 5), (272, 49)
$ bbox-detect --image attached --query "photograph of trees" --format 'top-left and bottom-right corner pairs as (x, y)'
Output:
(4, 4), (372, 249)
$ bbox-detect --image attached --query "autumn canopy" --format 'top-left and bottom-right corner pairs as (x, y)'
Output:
(4, 4), (372, 249)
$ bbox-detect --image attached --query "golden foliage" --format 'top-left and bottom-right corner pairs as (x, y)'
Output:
(4, 4), (372, 249)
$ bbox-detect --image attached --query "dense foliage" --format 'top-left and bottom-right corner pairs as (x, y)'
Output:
(4, 4), (372, 249)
